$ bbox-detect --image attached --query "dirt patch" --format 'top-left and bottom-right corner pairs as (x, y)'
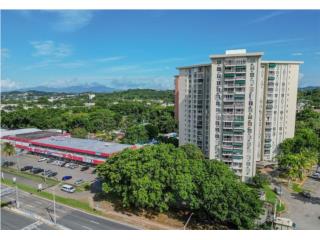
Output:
(93, 199), (184, 230)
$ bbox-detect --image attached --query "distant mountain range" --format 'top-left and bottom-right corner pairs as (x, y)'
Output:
(4, 82), (116, 93)
(299, 86), (320, 91)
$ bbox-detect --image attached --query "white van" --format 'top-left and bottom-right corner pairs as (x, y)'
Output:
(61, 184), (76, 193)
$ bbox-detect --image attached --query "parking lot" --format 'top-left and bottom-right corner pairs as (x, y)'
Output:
(281, 176), (320, 229)
(6, 153), (97, 186)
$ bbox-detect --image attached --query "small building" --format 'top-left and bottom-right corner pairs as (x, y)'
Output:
(1, 128), (136, 165)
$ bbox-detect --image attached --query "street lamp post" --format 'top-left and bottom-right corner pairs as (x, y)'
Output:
(13, 177), (20, 208)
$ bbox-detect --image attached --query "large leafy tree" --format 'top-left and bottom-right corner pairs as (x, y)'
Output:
(122, 125), (149, 144)
(97, 144), (263, 229)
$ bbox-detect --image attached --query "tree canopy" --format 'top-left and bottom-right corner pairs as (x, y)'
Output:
(277, 108), (320, 180)
(97, 144), (263, 229)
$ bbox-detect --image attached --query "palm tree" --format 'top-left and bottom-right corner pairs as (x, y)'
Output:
(2, 142), (16, 168)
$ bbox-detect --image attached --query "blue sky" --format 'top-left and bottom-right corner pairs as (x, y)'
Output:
(1, 10), (320, 91)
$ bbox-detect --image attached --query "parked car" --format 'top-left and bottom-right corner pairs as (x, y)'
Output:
(57, 161), (65, 167)
(42, 170), (52, 176)
(65, 163), (71, 168)
(2, 161), (15, 167)
(61, 184), (76, 193)
(31, 168), (44, 174)
(61, 162), (68, 167)
(300, 191), (311, 199)
(46, 158), (55, 163)
(62, 175), (72, 181)
(274, 186), (283, 195)
(20, 165), (33, 171)
(38, 157), (47, 162)
(310, 172), (320, 180)
(47, 171), (57, 177)
(69, 164), (79, 169)
(80, 166), (90, 171)
(74, 179), (84, 185)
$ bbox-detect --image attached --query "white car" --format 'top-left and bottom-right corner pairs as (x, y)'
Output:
(38, 157), (47, 162)
(61, 184), (76, 193)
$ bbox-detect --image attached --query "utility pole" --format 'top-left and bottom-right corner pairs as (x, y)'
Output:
(13, 177), (20, 208)
(184, 212), (194, 230)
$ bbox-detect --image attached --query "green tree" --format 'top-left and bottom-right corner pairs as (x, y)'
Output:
(145, 124), (159, 139)
(179, 144), (205, 160)
(97, 144), (263, 229)
(122, 125), (149, 144)
(70, 127), (88, 139)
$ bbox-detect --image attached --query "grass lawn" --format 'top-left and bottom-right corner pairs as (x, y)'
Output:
(2, 167), (59, 186)
(2, 179), (100, 215)
(263, 184), (285, 212)
(291, 183), (303, 193)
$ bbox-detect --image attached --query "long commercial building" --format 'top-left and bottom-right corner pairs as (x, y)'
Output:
(176, 49), (303, 181)
(1, 128), (135, 165)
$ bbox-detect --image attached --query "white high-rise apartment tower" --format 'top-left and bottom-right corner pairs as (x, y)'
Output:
(176, 49), (303, 181)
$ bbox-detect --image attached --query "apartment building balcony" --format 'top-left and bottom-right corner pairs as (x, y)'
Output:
(234, 111), (245, 115)
(233, 142), (243, 148)
(234, 79), (246, 86)
(195, 73), (204, 79)
(223, 98), (234, 102)
(224, 61), (246, 67)
(268, 76), (275, 81)
(232, 155), (243, 161)
(222, 144), (233, 150)
(266, 104), (273, 109)
(234, 90), (246, 94)
(234, 94), (245, 101)
(268, 63), (276, 68)
(233, 129), (244, 135)
(224, 73), (236, 78)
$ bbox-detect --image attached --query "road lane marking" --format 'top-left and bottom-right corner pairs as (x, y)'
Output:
(89, 220), (100, 225)
(22, 220), (43, 230)
(81, 225), (92, 230)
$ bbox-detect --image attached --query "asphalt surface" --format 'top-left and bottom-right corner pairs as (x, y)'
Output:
(4, 153), (96, 184)
(1, 208), (56, 230)
(1, 185), (137, 230)
(281, 177), (320, 230)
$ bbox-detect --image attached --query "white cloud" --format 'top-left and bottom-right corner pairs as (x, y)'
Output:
(0, 79), (19, 91)
(53, 11), (93, 32)
(30, 40), (72, 58)
(292, 52), (303, 56)
(95, 56), (127, 62)
(249, 11), (287, 24)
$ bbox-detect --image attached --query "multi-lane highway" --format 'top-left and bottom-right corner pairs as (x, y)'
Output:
(1, 208), (56, 230)
(1, 185), (137, 230)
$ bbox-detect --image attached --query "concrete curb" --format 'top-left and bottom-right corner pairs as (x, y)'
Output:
(6, 207), (69, 230)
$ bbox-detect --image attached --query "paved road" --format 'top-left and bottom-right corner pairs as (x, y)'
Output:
(281, 177), (320, 230)
(1, 185), (137, 230)
(1, 208), (56, 230)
